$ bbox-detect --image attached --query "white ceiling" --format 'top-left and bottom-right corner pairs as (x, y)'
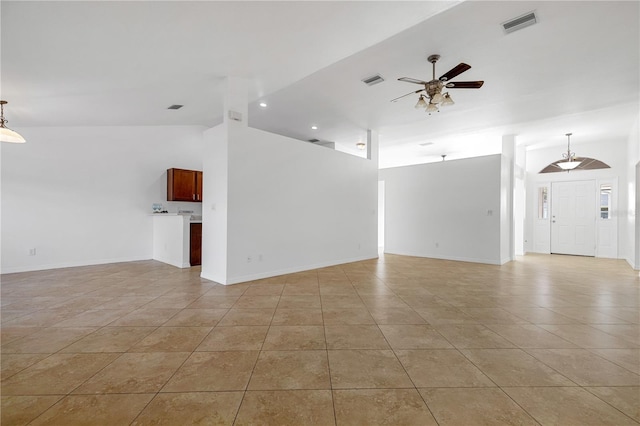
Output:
(2, 1), (639, 168)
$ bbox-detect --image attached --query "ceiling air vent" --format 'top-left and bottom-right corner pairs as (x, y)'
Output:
(502, 11), (537, 34)
(167, 104), (183, 110)
(362, 74), (385, 86)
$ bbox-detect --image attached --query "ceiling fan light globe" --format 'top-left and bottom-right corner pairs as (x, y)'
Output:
(426, 103), (438, 113)
(431, 92), (444, 104)
(414, 97), (427, 109)
(441, 94), (455, 106)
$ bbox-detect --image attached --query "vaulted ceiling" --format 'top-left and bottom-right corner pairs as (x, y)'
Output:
(2, 1), (638, 168)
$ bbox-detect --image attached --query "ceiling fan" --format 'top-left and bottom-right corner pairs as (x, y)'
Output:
(392, 54), (484, 114)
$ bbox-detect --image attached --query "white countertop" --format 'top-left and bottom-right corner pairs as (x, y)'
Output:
(151, 213), (201, 223)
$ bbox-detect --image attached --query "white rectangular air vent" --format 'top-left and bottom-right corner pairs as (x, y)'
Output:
(362, 74), (385, 86)
(502, 11), (537, 34)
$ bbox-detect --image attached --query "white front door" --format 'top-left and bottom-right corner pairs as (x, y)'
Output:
(551, 180), (596, 256)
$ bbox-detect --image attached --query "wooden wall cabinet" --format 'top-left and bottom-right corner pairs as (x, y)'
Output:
(167, 168), (203, 202)
(190, 223), (202, 266)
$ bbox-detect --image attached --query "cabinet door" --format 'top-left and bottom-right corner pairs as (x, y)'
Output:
(167, 168), (196, 201)
(195, 171), (203, 202)
(190, 223), (202, 266)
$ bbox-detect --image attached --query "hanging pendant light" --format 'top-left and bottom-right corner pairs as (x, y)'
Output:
(558, 133), (581, 171)
(539, 132), (610, 174)
(0, 101), (26, 143)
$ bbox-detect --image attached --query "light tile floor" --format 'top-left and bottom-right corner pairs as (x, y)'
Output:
(1, 254), (639, 425)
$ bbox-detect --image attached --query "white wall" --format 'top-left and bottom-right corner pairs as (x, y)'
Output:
(514, 146), (527, 256)
(380, 154), (503, 265)
(501, 136), (515, 264)
(525, 137), (629, 260)
(378, 180), (385, 249)
(201, 124), (229, 284)
(203, 126), (378, 284)
(626, 118), (640, 269)
(1, 125), (204, 273)
(152, 215), (191, 268)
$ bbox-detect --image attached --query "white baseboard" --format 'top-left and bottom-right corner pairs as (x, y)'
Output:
(1, 255), (152, 274)
(201, 254), (379, 285)
(383, 250), (504, 266)
(626, 256), (639, 270)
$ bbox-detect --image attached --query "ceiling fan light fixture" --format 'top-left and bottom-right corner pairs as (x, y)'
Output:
(426, 103), (438, 113)
(0, 101), (26, 144)
(431, 92), (444, 104)
(441, 93), (454, 106)
(393, 55), (483, 115)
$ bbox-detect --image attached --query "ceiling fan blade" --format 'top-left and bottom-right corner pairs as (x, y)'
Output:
(390, 89), (424, 102)
(445, 81), (484, 89)
(398, 77), (429, 85)
(438, 63), (471, 81)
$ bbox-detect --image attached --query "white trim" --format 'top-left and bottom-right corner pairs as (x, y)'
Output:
(202, 254), (379, 285)
(383, 250), (505, 266)
(595, 177), (618, 258)
(0, 255), (153, 274)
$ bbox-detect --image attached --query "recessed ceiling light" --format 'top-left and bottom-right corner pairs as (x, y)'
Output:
(311, 126), (318, 130)
(259, 102), (267, 108)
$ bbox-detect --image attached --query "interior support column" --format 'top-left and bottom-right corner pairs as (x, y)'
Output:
(201, 76), (249, 285)
(501, 134), (516, 263)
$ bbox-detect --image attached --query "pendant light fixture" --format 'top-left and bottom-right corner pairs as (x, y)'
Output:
(539, 132), (611, 174)
(557, 133), (581, 171)
(0, 100), (26, 143)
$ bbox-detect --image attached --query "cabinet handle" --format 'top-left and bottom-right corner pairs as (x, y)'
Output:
(193, 194), (196, 201)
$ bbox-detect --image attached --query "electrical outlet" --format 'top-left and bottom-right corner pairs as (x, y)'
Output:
(258, 254), (263, 261)
(28, 248), (36, 256)
(435, 242), (439, 248)
(247, 256), (252, 263)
